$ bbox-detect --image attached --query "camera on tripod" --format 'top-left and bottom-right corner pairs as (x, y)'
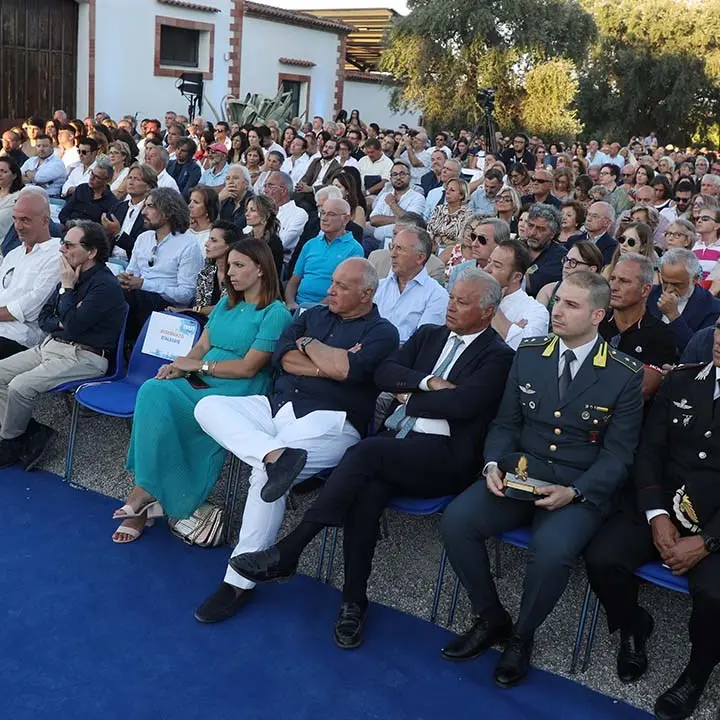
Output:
(476, 88), (496, 113)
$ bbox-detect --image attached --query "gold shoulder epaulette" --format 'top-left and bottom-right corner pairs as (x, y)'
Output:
(519, 335), (553, 349)
(607, 347), (642, 373)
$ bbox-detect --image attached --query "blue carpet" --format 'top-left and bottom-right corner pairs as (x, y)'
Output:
(0, 468), (651, 720)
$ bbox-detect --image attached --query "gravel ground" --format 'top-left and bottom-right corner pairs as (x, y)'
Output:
(30, 392), (719, 719)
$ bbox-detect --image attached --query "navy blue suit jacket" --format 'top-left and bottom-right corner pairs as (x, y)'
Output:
(648, 284), (720, 352)
(567, 231), (617, 266)
(375, 324), (514, 475)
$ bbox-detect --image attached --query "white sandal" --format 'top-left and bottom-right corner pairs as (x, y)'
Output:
(112, 517), (155, 544)
(113, 500), (163, 520)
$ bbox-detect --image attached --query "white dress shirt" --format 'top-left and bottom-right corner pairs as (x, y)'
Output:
(358, 154), (394, 186)
(277, 200), (309, 262)
(62, 161), (96, 197)
(281, 154), (311, 185)
(126, 230), (204, 305)
(314, 158), (336, 187)
(157, 169), (179, 192)
(59, 147), (80, 168)
(375, 268), (449, 343)
(371, 188), (426, 245)
(0, 238), (62, 346)
(423, 186), (444, 221)
(500, 288), (550, 350)
(411, 330), (485, 436)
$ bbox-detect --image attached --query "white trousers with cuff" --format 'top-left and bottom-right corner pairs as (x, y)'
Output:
(194, 395), (360, 590)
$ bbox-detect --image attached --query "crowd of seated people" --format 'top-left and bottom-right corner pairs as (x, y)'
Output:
(2, 110), (720, 720)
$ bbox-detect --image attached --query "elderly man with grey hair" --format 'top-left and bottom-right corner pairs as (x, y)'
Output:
(145, 145), (180, 192)
(218, 164), (253, 229)
(648, 247), (720, 352)
(700, 173), (720, 198)
(522, 203), (568, 298)
(224, 266), (515, 651)
(192, 257), (399, 625)
(263, 170), (309, 264)
(58, 158), (119, 226)
(567, 200), (618, 266)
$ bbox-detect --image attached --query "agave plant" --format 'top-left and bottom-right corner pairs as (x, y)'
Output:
(220, 88), (297, 128)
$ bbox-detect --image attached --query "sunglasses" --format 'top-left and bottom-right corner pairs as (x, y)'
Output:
(78, 149), (92, 155)
(697, 215), (716, 222)
(530, 176), (551, 183)
(148, 243), (159, 268)
(618, 235), (639, 247)
(469, 232), (488, 244)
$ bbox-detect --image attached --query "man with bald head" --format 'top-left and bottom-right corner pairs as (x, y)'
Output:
(229, 267), (514, 650)
(567, 201), (618, 265)
(193, 257), (399, 623)
(284, 198), (363, 311)
(521, 167), (562, 208)
(0, 189), (62, 358)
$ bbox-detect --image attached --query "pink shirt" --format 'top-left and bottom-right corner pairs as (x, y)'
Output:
(693, 239), (720, 278)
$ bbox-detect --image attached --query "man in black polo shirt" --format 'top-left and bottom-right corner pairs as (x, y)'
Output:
(0, 220), (125, 470)
(58, 159), (119, 226)
(192, 258), (399, 623)
(600, 253), (677, 400)
(524, 204), (567, 298)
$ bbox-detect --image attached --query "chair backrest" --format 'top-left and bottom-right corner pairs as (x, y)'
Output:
(126, 312), (202, 386)
(106, 303), (130, 380)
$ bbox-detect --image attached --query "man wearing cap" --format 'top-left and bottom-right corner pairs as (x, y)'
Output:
(440, 271), (643, 689)
(199, 143), (229, 188)
(584, 329), (720, 720)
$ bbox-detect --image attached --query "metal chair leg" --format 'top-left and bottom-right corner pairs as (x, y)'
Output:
(287, 491), (298, 512)
(570, 583), (593, 674)
(64, 398), (80, 482)
(581, 596), (601, 672)
(431, 549), (448, 623)
(325, 527), (338, 584)
(316, 527), (329, 580)
(494, 538), (503, 578)
(223, 454), (240, 545)
(447, 575), (461, 627)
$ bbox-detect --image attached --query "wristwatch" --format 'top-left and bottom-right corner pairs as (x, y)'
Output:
(570, 486), (586, 504)
(199, 361), (211, 376)
(300, 337), (315, 355)
(701, 533), (720, 553)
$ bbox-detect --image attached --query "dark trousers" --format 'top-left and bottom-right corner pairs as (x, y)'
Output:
(441, 482), (602, 635)
(0, 336), (28, 360)
(584, 510), (720, 671)
(124, 289), (169, 345)
(304, 431), (472, 605)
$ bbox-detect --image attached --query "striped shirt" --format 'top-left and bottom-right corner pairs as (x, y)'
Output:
(692, 239), (720, 278)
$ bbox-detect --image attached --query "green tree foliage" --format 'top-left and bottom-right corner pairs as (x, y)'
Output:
(520, 60), (582, 139)
(380, 0), (596, 132)
(577, 0), (720, 144)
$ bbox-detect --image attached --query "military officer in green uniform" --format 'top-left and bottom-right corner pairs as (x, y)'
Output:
(440, 271), (644, 689)
(585, 342), (720, 720)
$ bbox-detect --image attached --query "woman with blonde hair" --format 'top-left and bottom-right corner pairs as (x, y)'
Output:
(602, 222), (659, 284)
(493, 186), (521, 236)
(428, 177), (472, 253)
(107, 140), (133, 198)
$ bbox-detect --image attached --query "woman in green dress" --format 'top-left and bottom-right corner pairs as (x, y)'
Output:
(112, 239), (292, 543)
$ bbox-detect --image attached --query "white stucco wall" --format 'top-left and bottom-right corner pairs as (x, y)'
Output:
(78, 0), (232, 121)
(343, 79), (420, 130)
(238, 16), (339, 122)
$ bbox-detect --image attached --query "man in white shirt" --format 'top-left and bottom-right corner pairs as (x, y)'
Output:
(21, 135), (67, 198)
(369, 160), (425, 251)
(398, 130), (431, 191)
(375, 226), (448, 344)
(145, 145), (180, 192)
(263, 171), (308, 264)
(57, 125), (80, 169)
(62, 137), (98, 197)
(484, 239), (549, 349)
(281, 137), (311, 185)
(119, 187), (203, 341)
(358, 139), (394, 196)
(0, 188), (62, 357)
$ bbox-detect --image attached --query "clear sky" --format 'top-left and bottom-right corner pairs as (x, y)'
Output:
(260, 0), (410, 16)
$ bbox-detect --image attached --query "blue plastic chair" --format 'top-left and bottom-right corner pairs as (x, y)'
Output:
(317, 494), (457, 624)
(570, 561), (690, 674)
(49, 304), (130, 395)
(63, 312), (201, 481)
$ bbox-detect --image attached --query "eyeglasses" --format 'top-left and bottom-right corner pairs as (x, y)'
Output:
(562, 256), (590, 269)
(78, 149), (92, 155)
(468, 232), (488, 244)
(664, 231), (689, 240)
(697, 215), (715, 222)
(673, 196), (691, 203)
(599, 170), (612, 176)
(59, 239), (81, 248)
(390, 171), (409, 178)
(495, 195), (512, 202)
(319, 210), (345, 219)
(434, 137), (445, 142)
(617, 235), (639, 248)
(148, 243), (159, 268)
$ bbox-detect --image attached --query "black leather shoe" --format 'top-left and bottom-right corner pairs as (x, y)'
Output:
(22, 423), (56, 471)
(494, 633), (534, 688)
(333, 602), (367, 649)
(261, 448), (308, 503)
(654, 669), (708, 720)
(194, 583), (253, 623)
(228, 547), (297, 584)
(441, 612), (513, 662)
(617, 607), (654, 683)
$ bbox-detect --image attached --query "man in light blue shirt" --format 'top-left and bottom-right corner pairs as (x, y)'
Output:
(199, 143), (230, 188)
(21, 135), (67, 198)
(468, 169), (503, 214)
(375, 226), (448, 343)
(285, 198), (363, 310)
(119, 187), (204, 340)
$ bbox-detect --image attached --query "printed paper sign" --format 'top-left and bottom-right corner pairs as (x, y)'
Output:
(141, 312), (197, 360)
